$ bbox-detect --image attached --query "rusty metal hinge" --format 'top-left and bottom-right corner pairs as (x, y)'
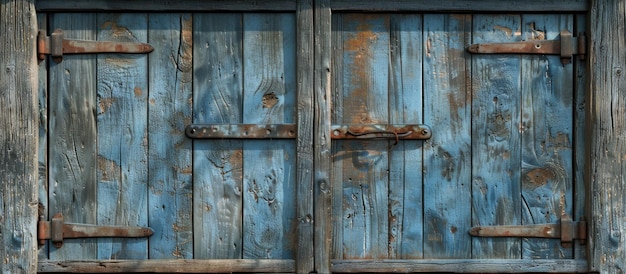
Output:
(38, 213), (154, 248)
(37, 29), (154, 63)
(467, 30), (586, 65)
(469, 214), (586, 247)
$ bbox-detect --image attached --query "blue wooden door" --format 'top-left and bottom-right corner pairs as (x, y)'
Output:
(36, 3), (587, 273)
(38, 11), (302, 266)
(326, 12), (587, 267)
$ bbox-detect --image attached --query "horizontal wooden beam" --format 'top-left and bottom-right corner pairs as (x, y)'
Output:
(38, 259), (295, 273)
(35, 0), (297, 12)
(331, 259), (588, 273)
(330, 0), (588, 12)
(35, 0), (588, 12)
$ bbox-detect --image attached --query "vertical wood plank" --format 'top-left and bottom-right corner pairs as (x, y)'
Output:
(96, 13), (149, 259)
(37, 12), (50, 261)
(193, 13), (244, 260)
(296, 0), (315, 272)
(148, 13), (193, 259)
(242, 13), (297, 259)
(314, 0), (333, 271)
(573, 13), (587, 261)
(588, 0), (626, 272)
(330, 12), (345, 261)
(388, 14), (423, 259)
(423, 14), (472, 259)
(335, 14), (390, 259)
(0, 0), (38, 271)
(48, 13), (98, 260)
(471, 14), (522, 259)
(520, 14), (574, 259)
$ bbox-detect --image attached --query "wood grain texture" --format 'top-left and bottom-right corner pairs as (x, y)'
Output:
(47, 13), (98, 260)
(242, 13), (297, 259)
(333, 14), (390, 259)
(192, 13), (244, 260)
(36, 0), (297, 12)
(37, 12), (50, 261)
(388, 14), (423, 259)
(96, 13), (149, 259)
(588, 0), (626, 272)
(520, 14), (574, 259)
(314, 0), (333, 271)
(329, 0), (588, 12)
(38, 259), (295, 273)
(330, 259), (588, 273)
(147, 13), (193, 259)
(471, 14), (523, 259)
(0, 0), (38, 272)
(296, 0), (315, 272)
(573, 14), (587, 261)
(422, 14), (471, 259)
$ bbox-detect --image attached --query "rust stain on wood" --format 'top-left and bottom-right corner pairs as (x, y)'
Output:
(97, 156), (120, 182)
(262, 92), (279, 108)
(134, 87), (142, 97)
(98, 97), (116, 114)
(525, 167), (555, 187)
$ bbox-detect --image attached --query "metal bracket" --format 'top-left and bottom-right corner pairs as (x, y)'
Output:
(468, 214), (586, 247)
(38, 213), (153, 248)
(37, 29), (154, 63)
(467, 29), (585, 65)
(186, 124), (297, 139)
(331, 124), (431, 144)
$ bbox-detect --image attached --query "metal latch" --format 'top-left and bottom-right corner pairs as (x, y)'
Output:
(468, 214), (586, 247)
(37, 29), (154, 63)
(331, 124), (431, 144)
(467, 30), (585, 64)
(38, 213), (154, 248)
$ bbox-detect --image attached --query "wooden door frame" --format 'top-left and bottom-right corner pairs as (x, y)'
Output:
(2, 0), (625, 273)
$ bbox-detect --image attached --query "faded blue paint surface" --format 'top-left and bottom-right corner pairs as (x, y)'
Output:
(39, 11), (583, 264)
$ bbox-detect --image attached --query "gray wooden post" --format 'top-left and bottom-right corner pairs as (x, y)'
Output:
(588, 0), (626, 273)
(0, 0), (39, 273)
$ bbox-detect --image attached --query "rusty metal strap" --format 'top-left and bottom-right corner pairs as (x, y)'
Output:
(331, 124), (431, 141)
(186, 124), (297, 139)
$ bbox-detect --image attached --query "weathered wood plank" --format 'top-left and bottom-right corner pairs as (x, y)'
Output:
(422, 14), (472, 259)
(335, 14), (390, 259)
(296, 0), (315, 272)
(588, 0), (626, 272)
(37, 12), (50, 261)
(330, 12), (345, 261)
(192, 13), (244, 260)
(330, 259), (588, 273)
(147, 13), (193, 259)
(573, 14), (587, 261)
(242, 13), (297, 259)
(36, 0), (297, 11)
(38, 259), (296, 273)
(329, 0), (587, 12)
(314, 0), (333, 271)
(520, 14), (574, 259)
(471, 14), (522, 259)
(0, 0), (38, 272)
(96, 13), (149, 259)
(47, 13), (98, 260)
(388, 14), (423, 259)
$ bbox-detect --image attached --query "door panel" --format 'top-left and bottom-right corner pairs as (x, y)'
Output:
(329, 13), (583, 261)
(42, 12), (297, 261)
(38, 5), (586, 272)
